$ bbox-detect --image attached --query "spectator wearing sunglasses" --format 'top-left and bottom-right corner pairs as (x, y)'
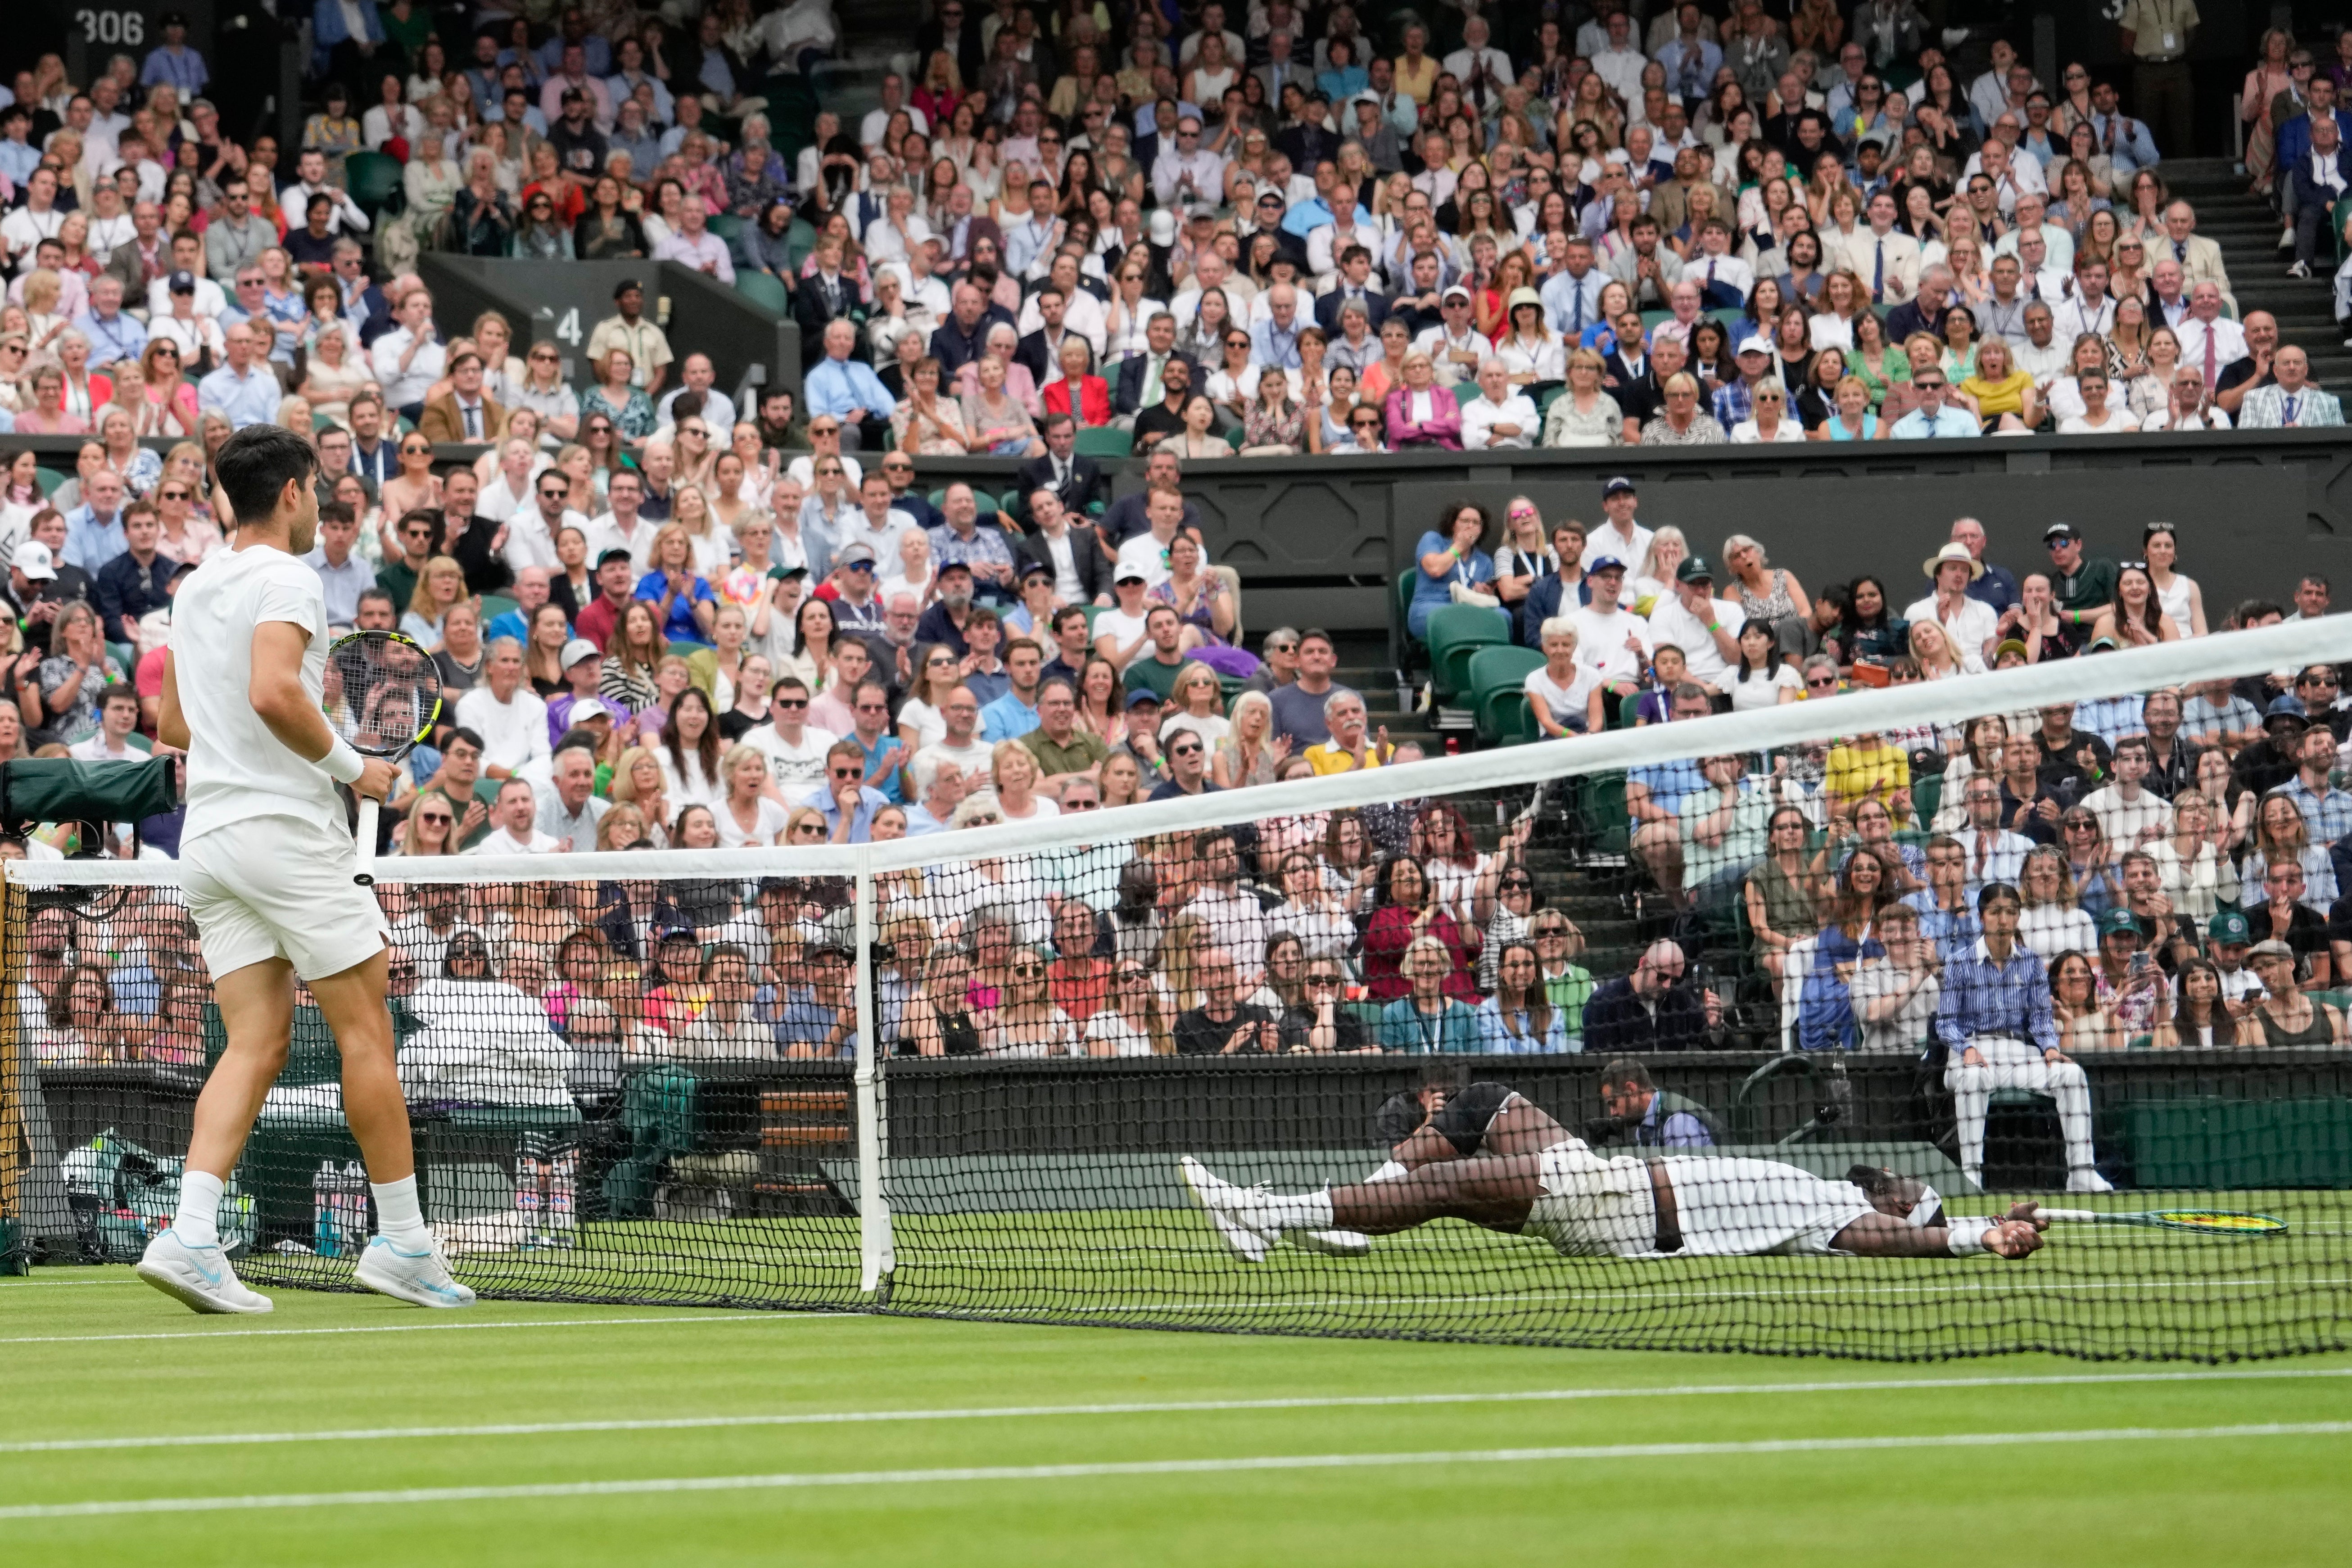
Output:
(1332, 403), (1389, 452)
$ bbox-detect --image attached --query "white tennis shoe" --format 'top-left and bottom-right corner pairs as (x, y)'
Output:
(1292, 1227), (1371, 1257)
(353, 1235), (477, 1308)
(1178, 1156), (1274, 1263)
(2066, 1168), (2117, 1195)
(136, 1229), (273, 1315)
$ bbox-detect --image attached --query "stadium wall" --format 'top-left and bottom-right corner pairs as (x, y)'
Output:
(904, 429), (2352, 637)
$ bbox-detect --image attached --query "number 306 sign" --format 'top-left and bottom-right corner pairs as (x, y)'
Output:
(71, 4), (213, 54)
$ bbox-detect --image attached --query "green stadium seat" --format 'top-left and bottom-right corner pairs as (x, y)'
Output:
(1390, 567), (1422, 678)
(479, 594), (520, 626)
(1074, 425), (1135, 458)
(706, 212), (744, 242)
(1910, 772), (1942, 829)
(734, 270), (790, 316)
(35, 468), (68, 495)
(343, 151), (402, 216)
(125, 731), (152, 753)
(1466, 645), (1545, 745)
(1426, 604), (1511, 707)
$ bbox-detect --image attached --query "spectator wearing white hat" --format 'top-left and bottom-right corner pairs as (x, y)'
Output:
(1904, 544), (2001, 663)
(1711, 334), (1779, 428)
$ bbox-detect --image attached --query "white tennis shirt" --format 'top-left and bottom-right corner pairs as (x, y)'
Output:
(169, 543), (337, 845)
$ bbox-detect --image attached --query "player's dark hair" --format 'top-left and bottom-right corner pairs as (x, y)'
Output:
(214, 424), (318, 529)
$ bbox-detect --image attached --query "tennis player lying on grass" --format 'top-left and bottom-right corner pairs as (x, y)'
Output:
(1181, 1083), (2049, 1263)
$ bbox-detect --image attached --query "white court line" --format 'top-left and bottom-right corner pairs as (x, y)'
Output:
(4, 1368), (2349, 1456)
(5, 1423), (2348, 1519)
(0, 1311), (858, 1346)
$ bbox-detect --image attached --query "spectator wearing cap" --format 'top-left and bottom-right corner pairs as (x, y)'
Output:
(1411, 284), (1493, 387)
(586, 280), (674, 397)
(1711, 334), (1779, 429)
(546, 639), (608, 737)
(2042, 523), (2121, 628)
(1643, 556), (1741, 690)
(1903, 543), (2000, 664)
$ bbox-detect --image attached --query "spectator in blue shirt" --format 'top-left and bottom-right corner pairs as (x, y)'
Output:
(1407, 501), (1496, 639)
(140, 18), (211, 93)
(1889, 371), (1981, 438)
(1379, 935), (1487, 1052)
(2278, 724), (2352, 846)
(62, 470), (130, 574)
(803, 318), (896, 450)
(978, 638), (1045, 741)
(1476, 942), (1575, 1052)
(72, 274), (146, 366)
(196, 322), (284, 428)
(1934, 883), (2108, 1191)
(634, 524), (717, 643)
(0, 104), (41, 190)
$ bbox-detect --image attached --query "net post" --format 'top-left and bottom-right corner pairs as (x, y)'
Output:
(852, 854), (894, 1300)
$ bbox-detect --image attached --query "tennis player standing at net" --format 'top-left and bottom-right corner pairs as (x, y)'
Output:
(135, 425), (475, 1314)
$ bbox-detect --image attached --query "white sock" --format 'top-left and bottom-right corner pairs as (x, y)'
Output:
(1264, 1191), (1336, 1231)
(1366, 1160), (1410, 1183)
(174, 1170), (225, 1250)
(371, 1175), (432, 1250)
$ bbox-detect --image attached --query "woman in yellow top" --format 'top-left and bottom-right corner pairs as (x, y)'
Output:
(1392, 24), (1439, 103)
(1958, 338), (2039, 433)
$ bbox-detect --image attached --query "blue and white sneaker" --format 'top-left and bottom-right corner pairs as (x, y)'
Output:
(353, 1235), (477, 1308)
(136, 1229), (273, 1315)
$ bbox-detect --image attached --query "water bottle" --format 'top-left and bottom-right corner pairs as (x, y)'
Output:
(515, 1134), (547, 1246)
(317, 1166), (362, 1260)
(546, 1142), (577, 1248)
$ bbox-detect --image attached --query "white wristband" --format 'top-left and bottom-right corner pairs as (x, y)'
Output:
(1946, 1217), (1996, 1256)
(321, 737), (367, 786)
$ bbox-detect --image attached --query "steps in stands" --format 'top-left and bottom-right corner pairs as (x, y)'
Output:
(821, 0), (929, 126)
(2165, 158), (2350, 389)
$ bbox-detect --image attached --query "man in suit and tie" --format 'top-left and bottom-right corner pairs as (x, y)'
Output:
(1112, 312), (1196, 426)
(1852, 190), (1921, 304)
(2236, 346), (2344, 428)
(1015, 415), (1106, 520)
(1253, 32), (1308, 105)
(2158, 202), (2233, 296)
(2273, 74), (2352, 249)
(790, 233), (866, 370)
(1018, 486), (1110, 605)
(1314, 245), (1391, 334)
(2285, 114), (2351, 279)
(417, 350), (507, 444)
(1540, 234), (1608, 338)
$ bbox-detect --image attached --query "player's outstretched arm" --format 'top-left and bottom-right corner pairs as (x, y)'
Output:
(157, 653), (191, 751)
(248, 622), (396, 800)
(1833, 1211), (2045, 1260)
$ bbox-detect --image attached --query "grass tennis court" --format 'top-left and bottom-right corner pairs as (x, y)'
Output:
(7, 1226), (2351, 1568)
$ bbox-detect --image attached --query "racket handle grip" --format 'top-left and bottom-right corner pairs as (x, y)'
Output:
(2033, 1209), (2100, 1223)
(353, 795), (381, 886)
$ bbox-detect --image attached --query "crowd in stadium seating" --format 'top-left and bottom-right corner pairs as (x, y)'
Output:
(6, 7), (2352, 1079)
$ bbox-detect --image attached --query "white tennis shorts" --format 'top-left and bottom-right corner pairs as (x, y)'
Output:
(1660, 1157), (1879, 1258)
(180, 813), (389, 982)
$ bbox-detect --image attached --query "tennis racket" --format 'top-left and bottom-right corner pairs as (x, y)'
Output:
(325, 630), (443, 886)
(2035, 1207), (2290, 1238)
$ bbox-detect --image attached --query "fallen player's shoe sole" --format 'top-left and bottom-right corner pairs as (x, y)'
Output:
(1178, 1156), (1271, 1263)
